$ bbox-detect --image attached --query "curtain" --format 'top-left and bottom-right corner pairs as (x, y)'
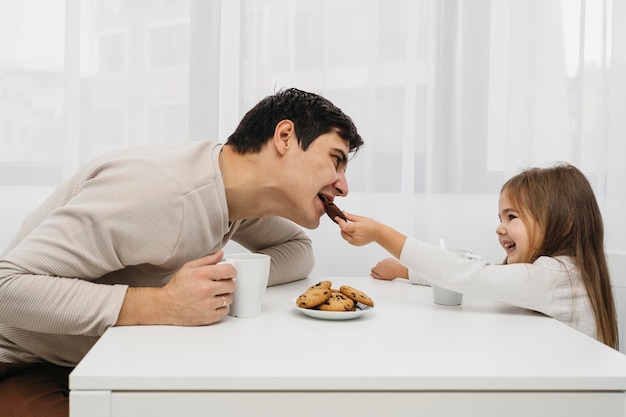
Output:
(1, 0), (624, 278)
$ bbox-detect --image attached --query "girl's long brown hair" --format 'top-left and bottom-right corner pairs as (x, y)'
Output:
(501, 163), (618, 349)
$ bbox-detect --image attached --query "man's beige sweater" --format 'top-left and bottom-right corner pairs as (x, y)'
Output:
(0, 141), (313, 366)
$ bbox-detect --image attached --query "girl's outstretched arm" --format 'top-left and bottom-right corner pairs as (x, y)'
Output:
(337, 213), (407, 259)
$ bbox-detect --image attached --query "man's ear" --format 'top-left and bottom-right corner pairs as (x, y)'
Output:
(273, 120), (294, 156)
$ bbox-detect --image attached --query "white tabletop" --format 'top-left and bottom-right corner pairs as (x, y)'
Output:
(70, 276), (626, 392)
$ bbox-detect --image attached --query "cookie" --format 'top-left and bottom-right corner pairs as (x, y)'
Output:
(310, 280), (332, 290)
(340, 285), (374, 307)
(319, 194), (348, 223)
(317, 290), (355, 311)
(296, 281), (332, 308)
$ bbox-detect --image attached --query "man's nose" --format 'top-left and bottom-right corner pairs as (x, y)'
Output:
(335, 171), (348, 196)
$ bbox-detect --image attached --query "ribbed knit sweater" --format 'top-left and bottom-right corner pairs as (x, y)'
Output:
(0, 140), (314, 366)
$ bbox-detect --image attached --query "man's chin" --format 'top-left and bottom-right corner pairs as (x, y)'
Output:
(297, 216), (321, 230)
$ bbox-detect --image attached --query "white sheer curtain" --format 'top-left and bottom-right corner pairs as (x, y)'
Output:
(1, 0), (624, 278)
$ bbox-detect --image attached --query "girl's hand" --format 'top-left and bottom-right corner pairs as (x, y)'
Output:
(337, 213), (407, 259)
(370, 258), (409, 281)
(336, 213), (382, 246)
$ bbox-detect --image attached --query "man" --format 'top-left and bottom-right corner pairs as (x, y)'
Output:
(0, 88), (364, 416)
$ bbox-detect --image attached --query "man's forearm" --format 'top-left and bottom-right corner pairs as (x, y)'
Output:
(115, 287), (162, 326)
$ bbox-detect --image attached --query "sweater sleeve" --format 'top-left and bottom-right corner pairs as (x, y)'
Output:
(407, 268), (431, 286)
(399, 237), (570, 315)
(231, 217), (314, 286)
(0, 160), (184, 336)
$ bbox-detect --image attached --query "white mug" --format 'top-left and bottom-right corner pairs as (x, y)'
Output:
(432, 284), (463, 306)
(222, 253), (271, 318)
(432, 247), (473, 306)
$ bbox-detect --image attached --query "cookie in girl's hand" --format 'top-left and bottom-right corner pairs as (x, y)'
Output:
(319, 194), (348, 223)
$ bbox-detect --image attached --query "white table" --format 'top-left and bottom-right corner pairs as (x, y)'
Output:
(70, 276), (626, 417)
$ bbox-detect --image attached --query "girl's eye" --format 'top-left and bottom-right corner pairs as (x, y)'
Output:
(332, 155), (341, 167)
(508, 214), (518, 221)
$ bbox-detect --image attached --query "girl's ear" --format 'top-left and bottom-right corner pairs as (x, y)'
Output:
(273, 120), (294, 156)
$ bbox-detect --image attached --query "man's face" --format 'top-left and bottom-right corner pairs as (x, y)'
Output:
(282, 131), (350, 229)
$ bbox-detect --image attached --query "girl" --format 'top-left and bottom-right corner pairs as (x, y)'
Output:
(337, 163), (619, 349)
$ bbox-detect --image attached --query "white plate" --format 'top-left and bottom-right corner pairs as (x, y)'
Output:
(292, 299), (373, 320)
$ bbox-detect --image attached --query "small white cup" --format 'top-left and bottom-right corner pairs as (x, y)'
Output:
(432, 284), (463, 306)
(432, 247), (472, 306)
(222, 253), (271, 318)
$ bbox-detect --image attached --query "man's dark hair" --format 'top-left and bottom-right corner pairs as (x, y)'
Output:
(227, 88), (363, 155)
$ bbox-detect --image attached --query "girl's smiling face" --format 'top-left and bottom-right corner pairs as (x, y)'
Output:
(496, 191), (533, 264)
